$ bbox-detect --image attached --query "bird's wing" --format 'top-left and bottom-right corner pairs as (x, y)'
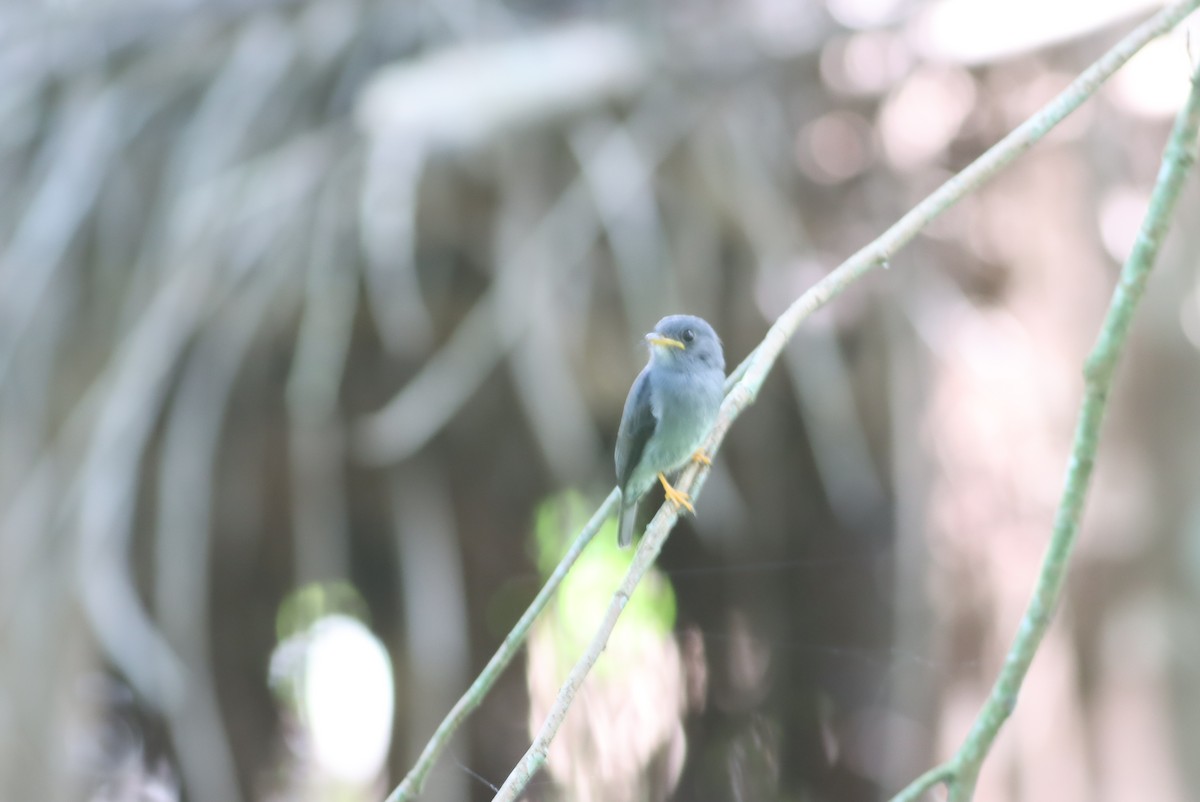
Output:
(615, 366), (657, 490)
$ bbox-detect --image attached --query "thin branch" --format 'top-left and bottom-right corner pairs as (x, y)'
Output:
(384, 489), (620, 802)
(378, 111), (696, 801)
(489, 3), (1200, 800)
(889, 764), (956, 802)
(910, 47), (1200, 802)
(738, 0), (1200, 404)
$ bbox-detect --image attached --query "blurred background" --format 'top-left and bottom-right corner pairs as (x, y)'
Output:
(3, 0), (1200, 800)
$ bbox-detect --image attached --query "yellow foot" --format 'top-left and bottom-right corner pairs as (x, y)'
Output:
(658, 473), (695, 514)
(691, 450), (712, 467)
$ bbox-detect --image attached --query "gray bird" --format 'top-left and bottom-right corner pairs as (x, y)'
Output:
(615, 314), (725, 548)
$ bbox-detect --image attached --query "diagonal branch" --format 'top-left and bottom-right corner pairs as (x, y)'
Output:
(892, 44), (1200, 802)
(490, 3), (1200, 800)
(384, 489), (620, 802)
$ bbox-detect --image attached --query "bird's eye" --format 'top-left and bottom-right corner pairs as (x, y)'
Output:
(682, 329), (695, 343)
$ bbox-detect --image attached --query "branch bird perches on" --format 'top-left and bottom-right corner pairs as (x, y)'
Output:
(382, 3), (1200, 800)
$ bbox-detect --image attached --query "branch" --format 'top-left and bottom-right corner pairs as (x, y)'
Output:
(385, 2), (1200, 799)
(491, 4), (1200, 801)
(383, 96), (696, 802)
(384, 489), (619, 802)
(891, 42), (1200, 802)
(890, 764), (957, 802)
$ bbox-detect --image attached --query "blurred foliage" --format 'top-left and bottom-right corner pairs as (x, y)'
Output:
(275, 581), (372, 642)
(531, 491), (677, 675)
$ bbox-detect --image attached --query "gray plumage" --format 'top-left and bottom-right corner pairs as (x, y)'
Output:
(614, 314), (725, 548)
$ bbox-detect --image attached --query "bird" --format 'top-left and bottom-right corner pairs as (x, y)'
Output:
(615, 314), (725, 549)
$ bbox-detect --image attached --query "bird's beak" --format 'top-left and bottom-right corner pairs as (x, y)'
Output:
(645, 333), (686, 350)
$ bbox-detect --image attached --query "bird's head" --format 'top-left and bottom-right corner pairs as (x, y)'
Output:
(645, 314), (724, 372)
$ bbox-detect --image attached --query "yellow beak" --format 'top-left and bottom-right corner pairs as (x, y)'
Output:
(645, 333), (685, 350)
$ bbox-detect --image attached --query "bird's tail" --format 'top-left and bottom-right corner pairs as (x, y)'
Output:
(617, 497), (638, 549)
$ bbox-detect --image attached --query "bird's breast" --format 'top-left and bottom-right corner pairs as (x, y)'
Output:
(647, 368), (724, 469)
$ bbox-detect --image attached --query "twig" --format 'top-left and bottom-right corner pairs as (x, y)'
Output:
(489, 3), (1200, 800)
(383, 489), (619, 802)
(892, 41), (1200, 802)
(889, 764), (957, 802)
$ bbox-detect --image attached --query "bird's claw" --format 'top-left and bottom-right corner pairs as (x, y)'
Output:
(658, 473), (695, 514)
(691, 450), (712, 467)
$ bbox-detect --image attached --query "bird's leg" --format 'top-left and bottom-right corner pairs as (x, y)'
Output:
(658, 473), (695, 514)
(691, 449), (712, 467)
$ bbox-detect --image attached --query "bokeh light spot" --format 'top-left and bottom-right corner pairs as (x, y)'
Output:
(1097, 186), (1150, 263)
(302, 615), (395, 785)
(797, 110), (872, 184)
(879, 66), (977, 170)
(821, 32), (913, 97)
(269, 584), (394, 790)
(1109, 34), (1195, 119)
(827, 0), (907, 30)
